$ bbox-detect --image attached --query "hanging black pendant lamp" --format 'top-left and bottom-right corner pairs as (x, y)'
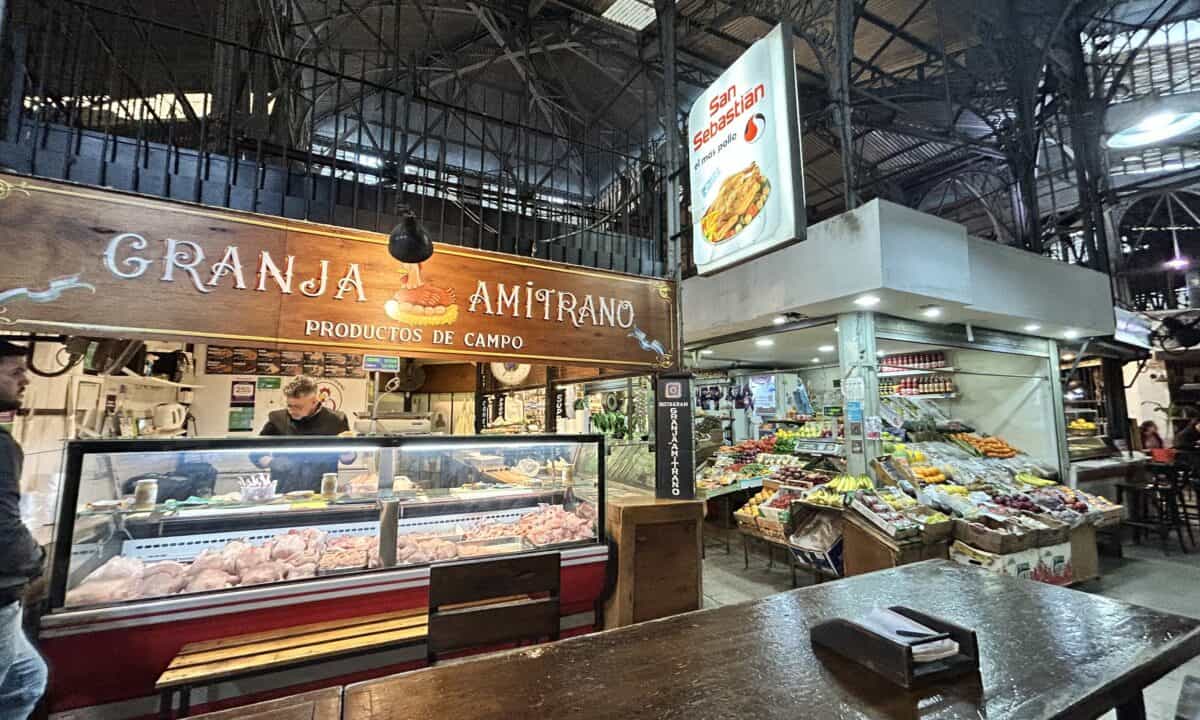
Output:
(388, 205), (434, 263)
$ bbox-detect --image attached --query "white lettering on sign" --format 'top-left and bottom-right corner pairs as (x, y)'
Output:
(464, 332), (525, 350)
(208, 245), (247, 289)
(257, 251), (294, 294)
(669, 406), (681, 496)
(104, 233), (153, 279)
(100, 233), (647, 341)
(334, 264), (366, 302)
(103, 234), (366, 301)
(299, 260), (329, 297)
(465, 280), (636, 330)
(162, 238), (212, 294)
(305, 319), (424, 343)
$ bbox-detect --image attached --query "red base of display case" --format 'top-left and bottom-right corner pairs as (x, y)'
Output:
(40, 546), (607, 719)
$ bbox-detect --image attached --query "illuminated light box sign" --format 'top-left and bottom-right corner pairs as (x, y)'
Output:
(0, 174), (676, 369)
(687, 23), (806, 276)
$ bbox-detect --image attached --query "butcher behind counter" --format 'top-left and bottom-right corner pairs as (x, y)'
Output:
(250, 376), (356, 493)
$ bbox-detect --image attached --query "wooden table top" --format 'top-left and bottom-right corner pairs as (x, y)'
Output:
(344, 560), (1200, 720)
(189, 687), (341, 720)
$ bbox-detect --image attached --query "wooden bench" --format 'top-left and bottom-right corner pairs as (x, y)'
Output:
(156, 608), (427, 719)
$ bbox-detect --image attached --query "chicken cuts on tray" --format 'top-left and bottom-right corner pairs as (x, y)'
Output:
(63, 505), (597, 608)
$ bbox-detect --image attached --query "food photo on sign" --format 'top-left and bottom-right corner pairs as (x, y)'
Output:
(688, 23), (805, 276)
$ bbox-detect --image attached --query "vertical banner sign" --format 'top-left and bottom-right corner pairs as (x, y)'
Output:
(655, 374), (696, 500)
(688, 23), (805, 275)
(555, 387), (568, 419)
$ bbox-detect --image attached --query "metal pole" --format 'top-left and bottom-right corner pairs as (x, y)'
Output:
(834, 0), (858, 210)
(837, 312), (879, 477)
(656, 0), (682, 368)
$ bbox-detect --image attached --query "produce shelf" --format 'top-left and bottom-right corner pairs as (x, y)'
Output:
(884, 393), (958, 400)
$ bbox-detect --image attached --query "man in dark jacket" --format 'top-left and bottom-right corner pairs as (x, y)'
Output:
(250, 376), (354, 493)
(0, 340), (47, 718)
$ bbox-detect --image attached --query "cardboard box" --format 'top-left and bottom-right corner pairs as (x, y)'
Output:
(1070, 524), (1099, 584)
(1032, 541), (1074, 586)
(953, 516), (1038, 554)
(949, 540), (1039, 580)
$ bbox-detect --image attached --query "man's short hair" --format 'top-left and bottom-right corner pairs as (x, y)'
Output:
(0, 341), (28, 360)
(283, 375), (319, 398)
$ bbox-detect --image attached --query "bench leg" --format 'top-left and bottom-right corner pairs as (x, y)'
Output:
(1116, 691), (1147, 720)
(159, 690), (173, 720)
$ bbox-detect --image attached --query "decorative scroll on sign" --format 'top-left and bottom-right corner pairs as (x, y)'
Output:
(0, 174), (675, 368)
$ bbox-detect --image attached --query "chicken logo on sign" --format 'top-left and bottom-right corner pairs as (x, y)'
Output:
(744, 113), (766, 144)
(382, 262), (460, 326)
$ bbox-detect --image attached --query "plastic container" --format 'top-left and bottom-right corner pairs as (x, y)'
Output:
(133, 478), (158, 509)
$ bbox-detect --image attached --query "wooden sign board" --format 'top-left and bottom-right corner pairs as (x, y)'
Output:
(0, 174), (675, 369)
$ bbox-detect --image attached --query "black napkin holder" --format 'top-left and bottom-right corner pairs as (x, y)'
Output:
(810, 605), (979, 688)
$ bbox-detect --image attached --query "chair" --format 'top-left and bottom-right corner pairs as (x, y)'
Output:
(427, 551), (560, 664)
(1116, 463), (1193, 554)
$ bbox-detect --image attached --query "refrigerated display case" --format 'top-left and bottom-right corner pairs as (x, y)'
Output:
(40, 435), (609, 716)
(50, 435), (604, 611)
(1065, 406), (1114, 461)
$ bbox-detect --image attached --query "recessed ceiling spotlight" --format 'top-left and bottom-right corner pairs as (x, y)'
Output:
(1062, 329), (1080, 340)
(699, 349), (714, 356)
(854, 294), (881, 308)
(876, 350), (886, 357)
(1023, 323), (1041, 333)
(811, 357), (821, 363)
(1061, 353), (1077, 361)
(818, 345), (835, 353)
(773, 315), (788, 325)
(755, 338), (775, 348)
(921, 305), (943, 318)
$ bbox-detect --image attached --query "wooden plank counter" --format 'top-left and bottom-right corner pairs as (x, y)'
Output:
(344, 560), (1200, 720)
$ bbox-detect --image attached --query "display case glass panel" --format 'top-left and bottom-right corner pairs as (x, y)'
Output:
(51, 435), (604, 612)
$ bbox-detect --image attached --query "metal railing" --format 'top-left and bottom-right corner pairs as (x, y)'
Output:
(0, 0), (667, 276)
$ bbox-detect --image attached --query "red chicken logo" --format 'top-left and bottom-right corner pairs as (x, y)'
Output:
(744, 113), (766, 143)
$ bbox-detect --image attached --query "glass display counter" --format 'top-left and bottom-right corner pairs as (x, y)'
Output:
(50, 435), (604, 612)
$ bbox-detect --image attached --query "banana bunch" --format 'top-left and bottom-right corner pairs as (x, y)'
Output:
(828, 475), (875, 493)
(1015, 473), (1056, 488)
(805, 487), (845, 507)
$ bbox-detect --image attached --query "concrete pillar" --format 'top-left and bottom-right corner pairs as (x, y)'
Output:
(837, 312), (880, 477)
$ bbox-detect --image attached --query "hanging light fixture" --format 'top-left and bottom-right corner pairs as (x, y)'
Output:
(1106, 92), (1200, 150)
(387, 205), (434, 263)
(1164, 193), (1190, 270)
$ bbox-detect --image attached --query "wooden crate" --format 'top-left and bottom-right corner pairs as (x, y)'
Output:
(843, 513), (949, 577)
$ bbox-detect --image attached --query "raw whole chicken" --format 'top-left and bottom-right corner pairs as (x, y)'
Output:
(270, 533), (306, 561)
(286, 563), (317, 580)
(66, 578), (141, 607)
(233, 546), (271, 577)
(184, 569), (236, 593)
(140, 562), (187, 598)
(141, 572), (186, 598)
(518, 505), (596, 546)
(220, 541), (251, 574)
(239, 560), (285, 586)
(83, 556), (144, 584)
(187, 549), (224, 576)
